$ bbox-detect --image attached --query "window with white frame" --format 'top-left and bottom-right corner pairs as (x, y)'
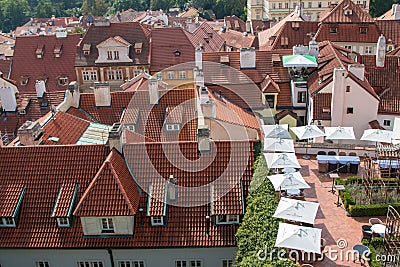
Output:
(58, 77), (68, 86)
(179, 71), (187, 79)
(285, 2), (289, 8)
(90, 71), (98, 81)
(216, 215), (239, 225)
(384, 120), (391, 127)
(83, 70), (97, 81)
(365, 46), (373, 54)
(57, 217), (70, 227)
(0, 217), (16, 227)
(107, 51), (113, 60)
(278, 3), (282, 9)
(116, 69), (123, 80)
(308, 2), (312, 8)
(113, 51), (119, 60)
(272, 3), (276, 9)
(189, 260), (201, 267)
(344, 45), (352, 51)
(151, 216), (164, 226)
(176, 260), (187, 267)
(167, 71), (175, 80)
(36, 261), (50, 267)
(222, 259), (234, 267)
(107, 70), (115, 80)
(175, 260), (202, 267)
(118, 261), (145, 267)
(156, 72), (162, 80)
(78, 261), (104, 267)
(82, 71), (90, 81)
(100, 217), (114, 233)
(134, 69), (142, 77)
(165, 124), (180, 132)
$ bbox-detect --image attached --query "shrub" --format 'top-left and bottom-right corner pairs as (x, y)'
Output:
(349, 203), (400, 217)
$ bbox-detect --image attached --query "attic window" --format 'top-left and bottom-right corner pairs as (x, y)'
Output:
(165, 124), (180, 131)
(134, 42), (143, 54)
(36, 45), (44, 59)
(208, 32), (213, 38)
(0, 184), (25, 228)
(281, 37), (289, 48)
(54, 44), (62, 58)
(291, 22), (300, 31)
(344, 8), (353, 16)
(0, 218), (16, 227)
(215, 215), (239, 225)
(359, 26), (368, 34)
(174, 50), (181, 57)
(83, 43), (91, 56)
(272, 54), (281, 67)
(204, 37), (210, 43)
(329, 26), (338, 34)
(58, 77), (68, 86)
(322, 108), (330, 113)
(151, 216), (164, 226)
(220, 55), (230, 66)
(57, 217), (70, 227)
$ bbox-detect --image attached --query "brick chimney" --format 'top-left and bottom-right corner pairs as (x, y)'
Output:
(18, 121), (43, 146)
(92, 82), (111, 107)
(108, 123), (122, 153)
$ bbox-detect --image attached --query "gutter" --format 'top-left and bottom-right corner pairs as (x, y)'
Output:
(107, 248), (115, 267)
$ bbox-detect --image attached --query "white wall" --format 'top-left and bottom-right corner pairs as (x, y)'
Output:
(377, 114), (399, 131)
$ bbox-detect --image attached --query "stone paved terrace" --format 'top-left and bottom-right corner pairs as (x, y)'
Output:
(297, 156), (386, 267)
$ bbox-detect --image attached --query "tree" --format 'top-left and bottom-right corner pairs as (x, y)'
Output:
(35, 0), (56, 18)
(214, 0), (246, 19)
(150, 0), (169, 11)
(110, 0), (147, 12)
(370, 0), (397, 17)
(235, 156), (297, 267)
(1, 0), (31, 32)
(81, 0), (109, 15)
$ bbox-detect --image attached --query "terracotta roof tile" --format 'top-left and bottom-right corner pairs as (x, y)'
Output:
(42, 112), (90, 145)
(0, 183), (25, 217)
(276, 109), (298, 121)
(315, 23), (381, 43)
(313, 93), (332, 120)
(376, 20), (400, 47)
(75, 22), (150, 67)
(51, 183), (78, 217)
(10, 34), (80, 93)
(261, 76), (280, 93)
(276, 83), (293, 108)
(0, 60), (11, 76)
(74, 149), (140, 217)
(218, 29), (257, 50)
(319, 0), (374, 23)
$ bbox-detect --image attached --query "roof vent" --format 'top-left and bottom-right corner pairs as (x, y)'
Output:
(55, 27), (67, 38)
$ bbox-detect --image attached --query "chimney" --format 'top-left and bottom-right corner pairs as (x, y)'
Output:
(200, 86), (209, 104)
(393, 4), (400, 20)
(55, 27), (67, 39)
(92, 82), (111, 107)
(308, 37), (319, 59)
(331, 68), (346, 127)
(197, 124), (211, 153)
(0, 86), (17, 112)
(195, 48), (203, 71)
(18, 120), (43, 146)
(167, 174), (178, 203)
(148, 76), (159, 105)
(67, 81), (80, 108)
(93, 18), (111, 27)
(347, 64), (365, 81)
(240, 47), (256, 69)
(108, 123), (122, 152)
(376, 34), (386, 67)
(194, 68), (204, 87)
(246, 20), (251, 33)
(35, 80), (46, 98)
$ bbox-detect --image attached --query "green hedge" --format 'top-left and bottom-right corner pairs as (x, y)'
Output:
(235, 155), (296, 267)
(336, 177), (400, 216)
(362, 238), (385, 267)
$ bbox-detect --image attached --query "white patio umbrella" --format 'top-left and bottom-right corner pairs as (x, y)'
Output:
(268, 172), (310, 191)
(393, 118), (400, 141)
(325, 126), (356, 153)
(361, 129), (393, 143)
(262, 124), (292, 139)
(273, 198), (319, 225)
(275, 223), (322, 254)
(264, 138), (295, 153)
(291, 125), (326, 159)
(264, 153), (301, 169)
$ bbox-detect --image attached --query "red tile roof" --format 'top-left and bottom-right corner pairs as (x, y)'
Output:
(218, 29), (257, 50)
(313, 93), (332, 120)
(359, 54), (400, 114)
(276, 83), (293, 108)
(376, 5), (400, 20)
(276, 109), (298, 121)
(319, 0), (374, 23)
(42, 112), (90, 145)
(51, 183), (78, 217)
(261, 75), (281, 93)
(186, 22), (225, 52)
(0, 183), (24, 217)
(315, 23), (381, 43)
(10, 34), (80, 93)
(74, 149), (140, 217)
(376, 20), (400, 47)
(0, 60), (11, 76)
(75, 22), (150, 67)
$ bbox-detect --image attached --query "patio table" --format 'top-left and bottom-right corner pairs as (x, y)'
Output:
(371, 224), (387, 237)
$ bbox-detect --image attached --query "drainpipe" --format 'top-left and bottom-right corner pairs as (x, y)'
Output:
(107, 248), (115, 267)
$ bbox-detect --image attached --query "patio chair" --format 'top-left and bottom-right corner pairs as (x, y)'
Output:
(317, 151), (327, 155)
(338, 152), (347, 156)
(362, 225), (372, 242)
(369, 218), (383, 225)
(349, 152), (357, 156)
(328, 151), (337, 155)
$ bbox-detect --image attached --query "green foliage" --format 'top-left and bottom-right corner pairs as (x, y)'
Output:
(349, 203), (400, 217)
(35, 0), (56, 18)
(199, 10), (212, 21)
(109, 0), (148, 13)
(68, 26), (85, 34)
(214, 0), (246, 19)
(235, 155), (297, 267)
(362, 237), (385, 267)
(81, 0), (109, 16)
(370, 0), (397, 17)
(150, 0), (170, 11)
(0, 0), (31, 32)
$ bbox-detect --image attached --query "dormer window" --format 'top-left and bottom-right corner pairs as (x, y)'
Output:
(174, 50), (181, 57)
(96, 36), (132, 64)
(100, 217), (114, 233)
(0, 217), (16, 227)
(20, 76), (29, 86)
(58, 77), (68, 86)
(166, 124), (180, 131)
(291, 22), (300, 31)
(359, 26), (368, 34)
(151, 216), (164, 226)
(329, 26), (338, 34)
(272, 54), (281, 67)
(51, 183), (78, 228)
(220, 55), (230, 66)
(107, 50), (119, 60)
(54, 44), (62, 58)
(215, 215), (239, 225)
(83, 43), (91, 56)
(135, 42), (143, 54)
(36, 45), (44, 59)
(281, 37), (289, 48)
(344, 8), (353, 16)
(0, 184), (25, 228)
